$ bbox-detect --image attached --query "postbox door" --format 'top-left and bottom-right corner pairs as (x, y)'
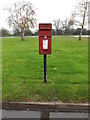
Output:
(39, 36), (51, 54)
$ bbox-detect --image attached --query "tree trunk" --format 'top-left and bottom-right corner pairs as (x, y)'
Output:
(79, 1), (88, 41)
(79, 29), (83, 40)
(21, 29), (24, 41)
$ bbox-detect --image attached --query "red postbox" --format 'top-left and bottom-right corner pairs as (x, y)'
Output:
(39, 23), (52, 54)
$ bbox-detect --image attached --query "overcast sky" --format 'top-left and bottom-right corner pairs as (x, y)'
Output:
(0, 0), (78, 31)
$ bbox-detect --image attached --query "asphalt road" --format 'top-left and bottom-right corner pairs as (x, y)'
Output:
(1, 109), (89, 119)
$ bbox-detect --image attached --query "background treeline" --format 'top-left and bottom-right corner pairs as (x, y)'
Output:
(0, 28), (38, 37)
(0, 28), (90, 37)
(52, 28), (90, 35)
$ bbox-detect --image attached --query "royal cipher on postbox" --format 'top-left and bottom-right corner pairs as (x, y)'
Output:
(39, 23), (52, 55)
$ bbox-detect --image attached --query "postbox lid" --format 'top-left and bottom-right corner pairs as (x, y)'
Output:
(39, 23), (52, 30)
(39, 23), (52, 36)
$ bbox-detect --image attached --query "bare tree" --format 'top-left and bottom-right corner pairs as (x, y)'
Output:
(61, 19), (69, 30)
(61, 18), (74, 35)
(68, 13), (75, 29)
(53, 19), (62, 34)
(88, 1), (90, 27)
(72, 0), (89, 40)
(5, 1), (37, 40)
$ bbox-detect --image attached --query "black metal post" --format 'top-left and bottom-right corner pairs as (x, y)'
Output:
(44, 54), (47, 83)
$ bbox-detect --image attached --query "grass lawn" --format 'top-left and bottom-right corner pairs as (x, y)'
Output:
(2, 36), (88, 103)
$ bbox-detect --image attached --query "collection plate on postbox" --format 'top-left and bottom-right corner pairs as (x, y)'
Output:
(39, 23), (52, 54)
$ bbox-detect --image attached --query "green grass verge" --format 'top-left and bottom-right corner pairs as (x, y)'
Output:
(2, 36), (88, 103)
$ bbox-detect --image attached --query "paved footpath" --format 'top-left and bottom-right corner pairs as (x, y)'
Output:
(1, 109), (89, 119)
(1, 102), (90, 119)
